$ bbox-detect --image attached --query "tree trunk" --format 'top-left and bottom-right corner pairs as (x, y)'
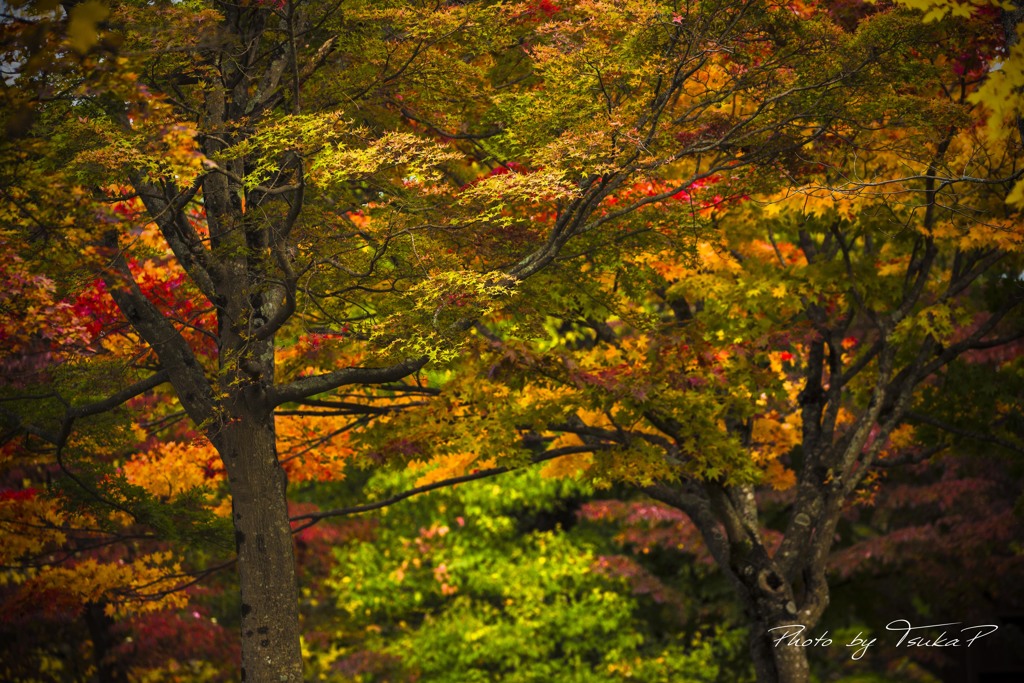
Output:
(747, 618), (812, 683)
(84, 602), (128, 683)
(218, 418), (303, 683)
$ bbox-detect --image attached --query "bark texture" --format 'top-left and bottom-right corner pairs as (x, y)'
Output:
(218, 420), (302, 683)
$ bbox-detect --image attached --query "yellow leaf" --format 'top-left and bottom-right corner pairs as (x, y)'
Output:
(68, 1), (110, 54)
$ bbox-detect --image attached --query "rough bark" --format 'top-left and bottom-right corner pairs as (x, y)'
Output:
(743, 586), (814, 683)
(216, 418), (303, 683)
(759, 620), (812, 683)
(739, 561), (814, 683)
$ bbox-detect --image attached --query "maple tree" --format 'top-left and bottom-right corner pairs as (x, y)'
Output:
(343, 6), (1024, 683)
(2, 1), (1023, 682)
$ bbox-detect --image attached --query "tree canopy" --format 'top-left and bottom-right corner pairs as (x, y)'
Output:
(2, 1), (1023, 682)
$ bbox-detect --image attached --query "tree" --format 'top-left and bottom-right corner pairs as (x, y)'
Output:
(3, 1), (1012, 681)
(341, 6), (1024, 682)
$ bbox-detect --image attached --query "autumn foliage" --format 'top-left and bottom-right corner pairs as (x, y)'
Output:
(2, 0), (1024, 682)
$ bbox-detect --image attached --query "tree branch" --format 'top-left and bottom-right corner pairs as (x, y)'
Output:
(905, 410), (1024, 456)
(269, 355), (430, 407)
(288, 445), (605, 531)
(101, 243), (218, 427)
(68, 370), (170, 419)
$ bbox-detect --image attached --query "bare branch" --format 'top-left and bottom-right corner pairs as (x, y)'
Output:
(269, 356), (429, 407)
(288, 445), (606, 531)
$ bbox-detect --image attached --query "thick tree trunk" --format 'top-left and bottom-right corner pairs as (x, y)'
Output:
(218, 418), (303, 683)
(749, 619), (811, 683)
